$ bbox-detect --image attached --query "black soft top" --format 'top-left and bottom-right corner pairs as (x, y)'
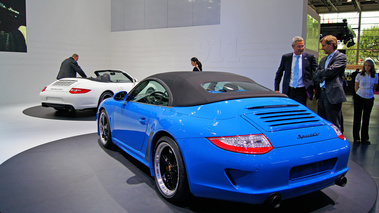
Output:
(144, 71), (287, 107)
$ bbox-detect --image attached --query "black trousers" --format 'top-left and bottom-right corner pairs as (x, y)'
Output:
(317, 90), (344, 132)
(288, 87), (307, 106)
(353, 94), (374, 141)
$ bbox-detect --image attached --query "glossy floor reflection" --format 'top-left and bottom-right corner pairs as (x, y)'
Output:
(0, 94), (378, 212)
(308, 94), (379, 213)
(0, 133), (375, 212)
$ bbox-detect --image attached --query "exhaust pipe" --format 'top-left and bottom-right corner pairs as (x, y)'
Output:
(335, 175), (347, 187)
(64, 105), (75, 112)
(263, 175), (346, 209)
(265, 193), (281, 208)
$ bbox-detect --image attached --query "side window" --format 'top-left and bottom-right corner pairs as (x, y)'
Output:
(129, 80), (169, 106)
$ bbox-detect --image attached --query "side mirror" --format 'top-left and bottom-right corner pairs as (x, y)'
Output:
(114, 91), (128, 101)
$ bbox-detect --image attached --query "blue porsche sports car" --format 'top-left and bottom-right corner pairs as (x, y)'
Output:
(97, 71), (350, 208)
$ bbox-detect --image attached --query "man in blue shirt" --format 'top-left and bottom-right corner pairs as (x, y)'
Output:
(274, 36), (318, 106)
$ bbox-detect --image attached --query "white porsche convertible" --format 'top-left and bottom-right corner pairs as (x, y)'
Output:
(40, 70), (138, 111)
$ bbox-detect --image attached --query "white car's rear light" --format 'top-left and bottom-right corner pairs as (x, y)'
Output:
(207, 134), (273, 154)
(69, 88), (91, 94)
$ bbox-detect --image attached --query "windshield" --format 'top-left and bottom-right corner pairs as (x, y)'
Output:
(129, 80), (169, 106)
(95, 71), (133, 83)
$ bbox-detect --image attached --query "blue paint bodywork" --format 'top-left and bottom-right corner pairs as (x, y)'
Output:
(97, 92), (350, 205)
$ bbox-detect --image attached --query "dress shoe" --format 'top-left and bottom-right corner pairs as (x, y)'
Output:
(353, 139), (361, 143)
(362, 140), (371, 145)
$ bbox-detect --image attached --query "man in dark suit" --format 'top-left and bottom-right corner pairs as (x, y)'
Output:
(275, 36), (318, 106)
(56, 53), (87, 79)
(314, 35), (347, 131)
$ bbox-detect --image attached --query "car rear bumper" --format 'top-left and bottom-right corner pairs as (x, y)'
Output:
(40, 91), (97, 110)
(178, 137), (350, 205)
(41, 102), (76, 111)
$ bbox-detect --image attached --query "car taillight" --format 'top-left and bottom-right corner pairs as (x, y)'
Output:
(207, 134), (273, 154)
(331, 124), (345, 140)
(41, 87), (47, 92)
(69, 88), (91, 94)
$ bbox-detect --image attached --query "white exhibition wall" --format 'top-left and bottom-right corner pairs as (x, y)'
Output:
(111, 0), (221, 31)
(0, 0), (308, 106)
(0, 0), (112, 106)
(109, 0), (308, 87)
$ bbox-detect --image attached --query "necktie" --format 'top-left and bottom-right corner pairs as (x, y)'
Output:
(320, 55), (332, 88)
(293, 55), (300, 88)
(325, 54), (332, 68)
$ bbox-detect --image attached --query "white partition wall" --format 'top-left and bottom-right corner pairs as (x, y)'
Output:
(109, 0), (308, 89)
(0, 0), (112, 106)
(0, 0), (309, 106)
(111, 0), (221, 31)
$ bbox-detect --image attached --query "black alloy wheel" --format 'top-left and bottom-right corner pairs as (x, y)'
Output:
(154, 136), (189, 204)
(98, 109), (114, 148)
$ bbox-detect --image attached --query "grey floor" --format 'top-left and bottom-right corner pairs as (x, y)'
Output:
(0, 94), (378, 212)
(308, 94), (379, 213)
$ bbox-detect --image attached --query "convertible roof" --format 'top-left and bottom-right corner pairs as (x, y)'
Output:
(145, 71), (287, 107)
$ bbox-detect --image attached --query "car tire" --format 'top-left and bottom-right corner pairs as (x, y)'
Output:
(98, 109), (114, 149)
(154, 136), (190, 205)
(98, 91), (113, 107)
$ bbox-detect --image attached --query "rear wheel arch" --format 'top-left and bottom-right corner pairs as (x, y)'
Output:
(98, 90), (114, 107)
(149, 131), (174, 166)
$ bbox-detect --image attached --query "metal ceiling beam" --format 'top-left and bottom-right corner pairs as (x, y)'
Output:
(308, 2), (317, 11)
(320, 0), (339, 12)
(352, 0), (362, 11)
(309, 0), (379, 13)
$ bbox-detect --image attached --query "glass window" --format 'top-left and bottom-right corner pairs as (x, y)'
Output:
(128, 80), (169, 106)
(111, 72), (133, 83)
(320, 11), (379, 66)
(201, 81), (270, 93)
(306, 14), (320, 53)
(96, 71), (133, 83)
